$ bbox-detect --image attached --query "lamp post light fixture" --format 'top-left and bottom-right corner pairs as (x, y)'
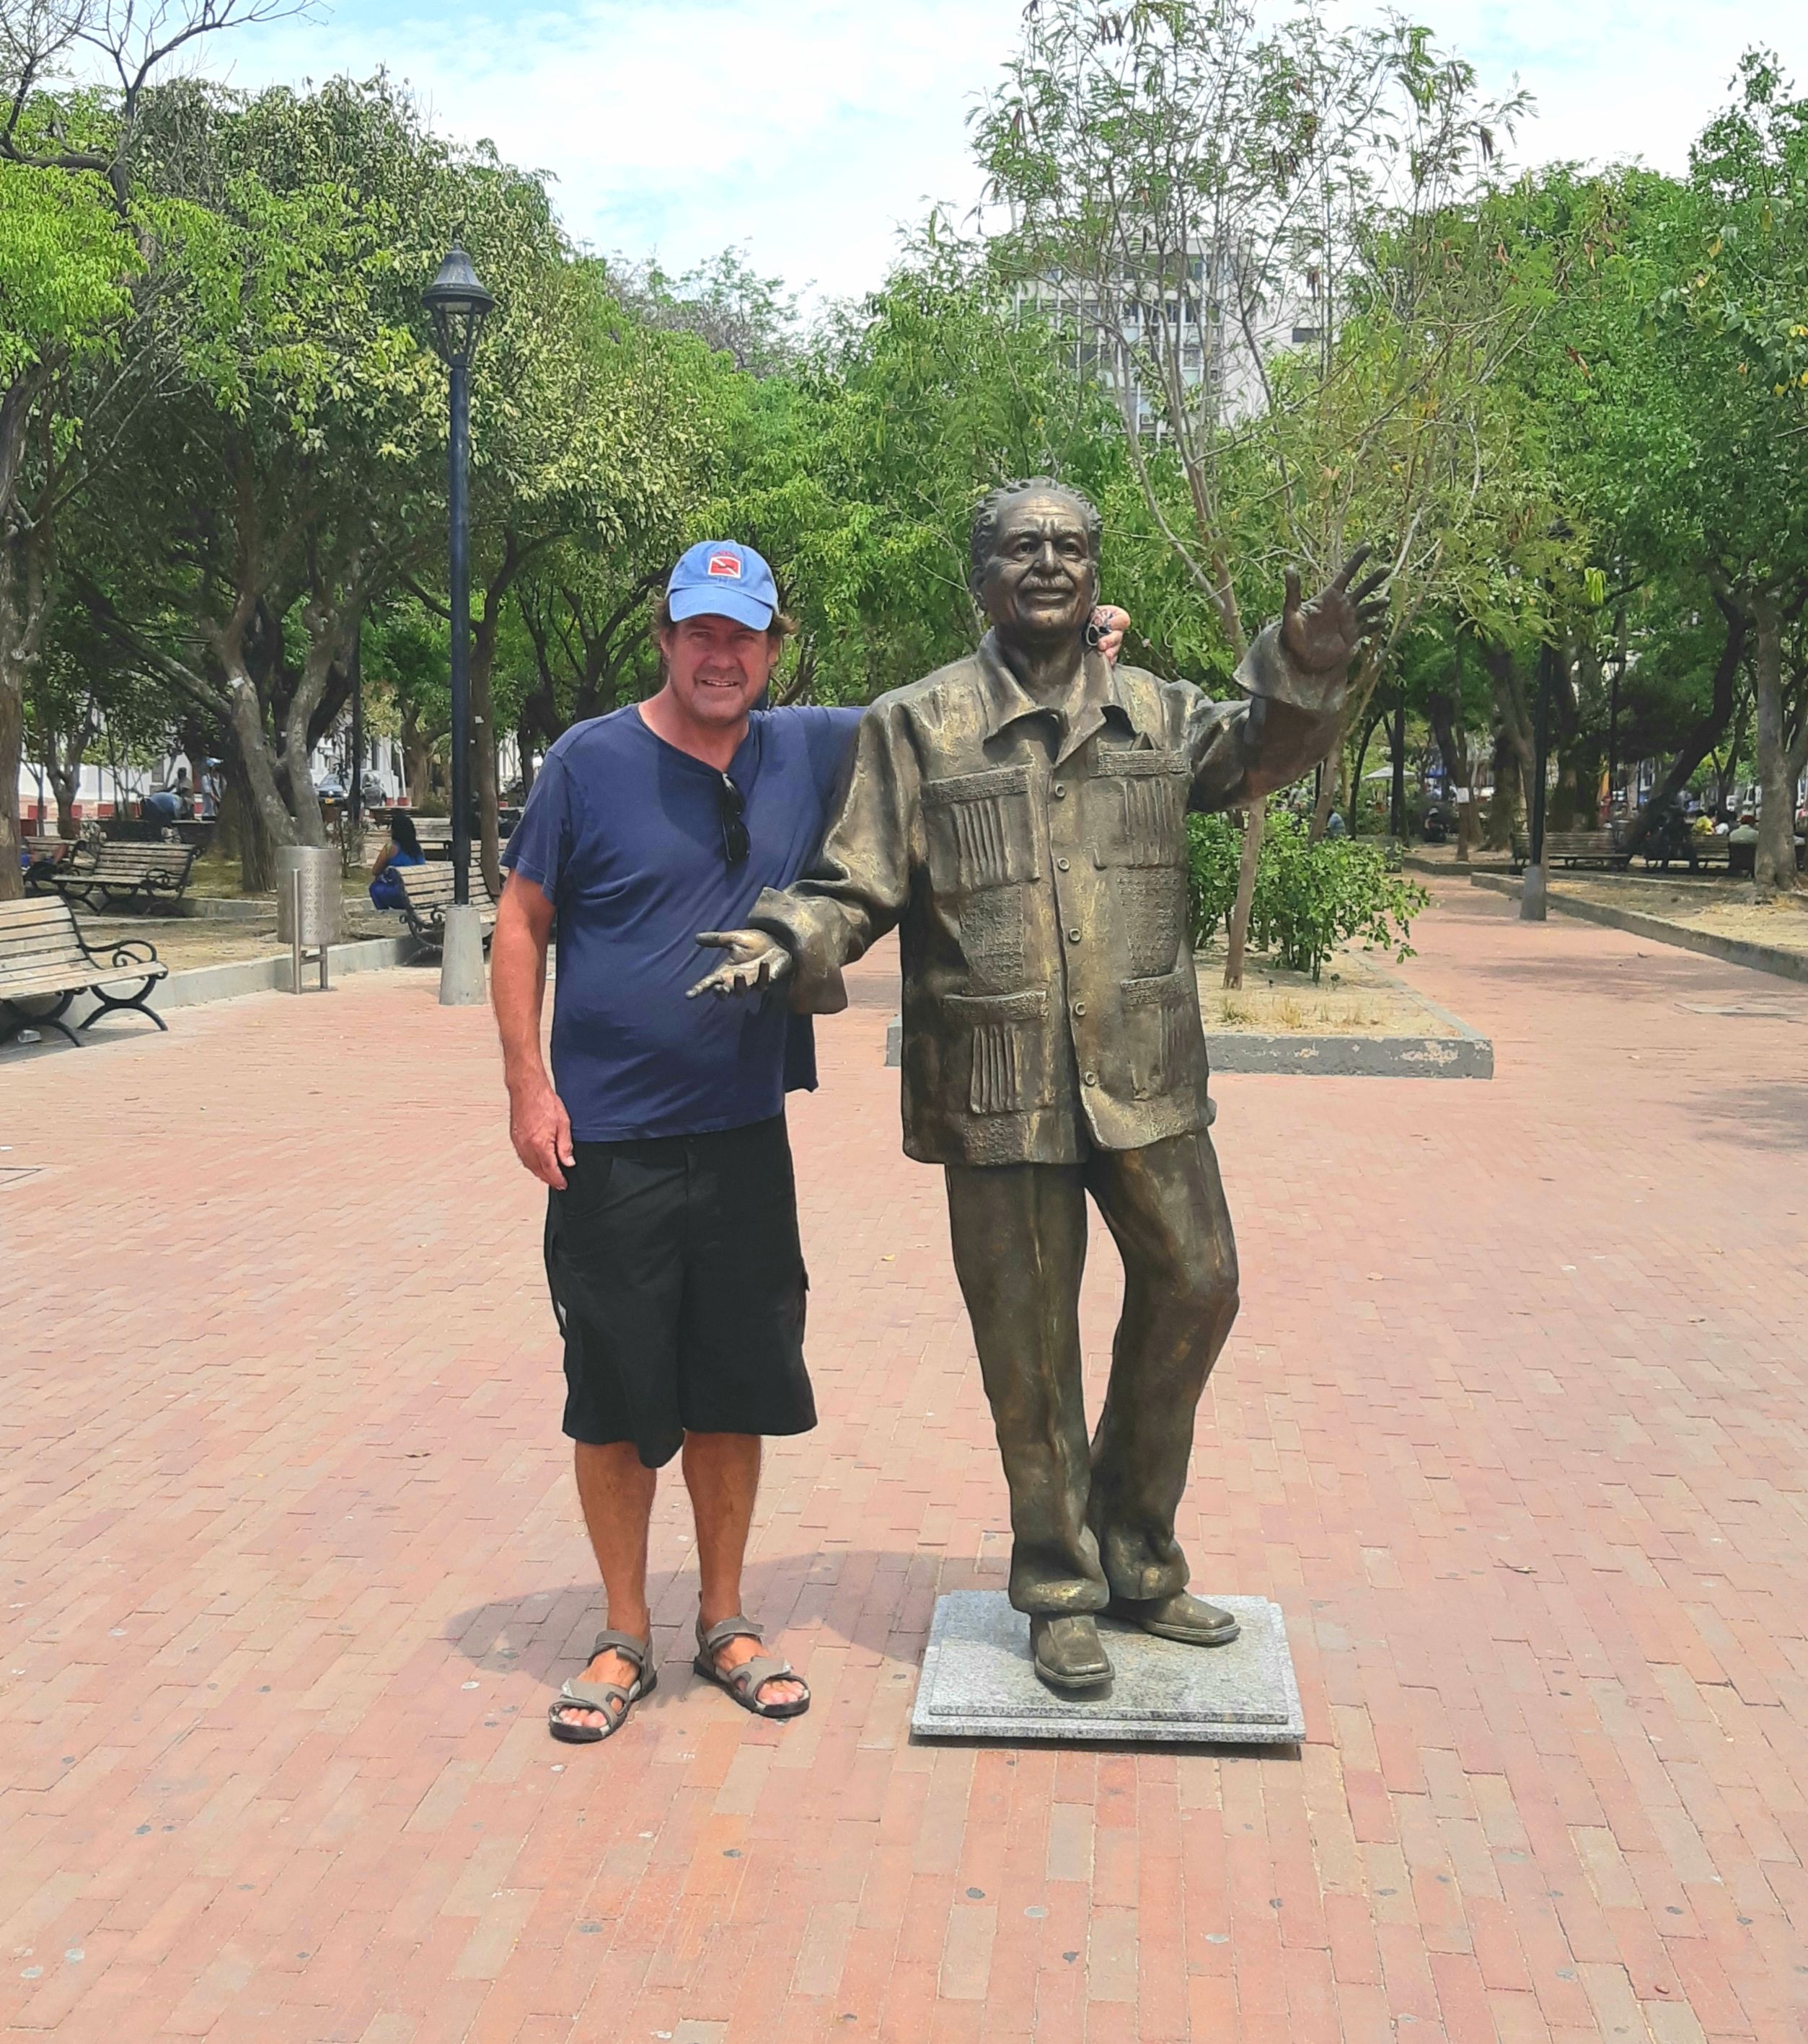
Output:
(422, 244), (495, 1004)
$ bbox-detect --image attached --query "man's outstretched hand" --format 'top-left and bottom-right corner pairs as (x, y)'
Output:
(689, 929), (795, 1000)
(1280, 546), (1390, 673)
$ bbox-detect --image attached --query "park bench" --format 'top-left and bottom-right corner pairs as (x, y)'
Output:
(403, 815), (515, 860)
(394, 861), (499, 950)
(1641, 834), (1731, 875)
(22, 835), (92, 886)
(1543, 830), (1629, 870)
(48, 839), (196, 911)
(0, 897), (167, 1049)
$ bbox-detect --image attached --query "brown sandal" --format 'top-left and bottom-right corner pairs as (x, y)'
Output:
(547, 1630), (656, 1743)
(692, 1615), (809, 1720)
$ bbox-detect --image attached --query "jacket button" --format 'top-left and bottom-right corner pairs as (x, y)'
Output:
(1051, 783), (1067, 800)
(1083, 1071), (1098, 1086)
(1072, 1001), (1087, 1017)
(1067, 927), (1081, 943)
(1057, 857), (1070, 872)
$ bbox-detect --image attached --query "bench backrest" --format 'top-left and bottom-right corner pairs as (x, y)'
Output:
(0, 897), (89, 992)
(397, 862), (496, 913)
(398, 862), (457, 910)
(90, 842), (193, 877)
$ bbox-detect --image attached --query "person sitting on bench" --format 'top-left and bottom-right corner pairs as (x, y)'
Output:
(369, 813), (425, 910)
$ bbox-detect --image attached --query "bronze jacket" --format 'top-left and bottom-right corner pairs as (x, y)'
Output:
(751, 626), (1346, 1166)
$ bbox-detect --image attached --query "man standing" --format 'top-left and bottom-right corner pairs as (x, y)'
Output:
(494, 529), (1132, 1737)
(692, 482), (1383, 1694)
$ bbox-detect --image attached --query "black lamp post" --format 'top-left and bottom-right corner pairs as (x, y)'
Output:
(422, 245), (495, 913)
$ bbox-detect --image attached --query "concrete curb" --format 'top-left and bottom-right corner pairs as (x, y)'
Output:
(1204, 1029), (1492, 1077)
(1468, 872), (1808, 986)
(883, 981), (1495, 1080)
(144, 934), (425, 1013)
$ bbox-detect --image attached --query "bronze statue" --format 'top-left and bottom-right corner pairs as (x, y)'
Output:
(692, 482), (1385, 1692)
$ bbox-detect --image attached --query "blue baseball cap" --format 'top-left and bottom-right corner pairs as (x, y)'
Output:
(665, 540), (778, 632)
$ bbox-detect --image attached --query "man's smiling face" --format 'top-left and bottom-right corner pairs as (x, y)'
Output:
(976, 492), (1099, 647)
(658, 614), (783, 730)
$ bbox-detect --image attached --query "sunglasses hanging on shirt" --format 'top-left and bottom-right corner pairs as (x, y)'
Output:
(717, 771), (749, 866)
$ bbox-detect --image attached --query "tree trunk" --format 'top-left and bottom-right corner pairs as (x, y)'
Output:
(1751, 590), (1799, 895)
(47, 754), (79, 838)
(1347, 711), (1382, 830)
(1426, 686), (1474, 862)
(216, 748), (276, 893)
(1484, 727), (1523, 850)
(1309, 717), (1344, 840)
(1479, 642), (1534, 854)
(1222, 801), (1264, 989)
(0, 652), (22, 902)
(0, 367), (52, 903)
(1623, 592), (1747, 854)
(400, 703), (433, 810)
(225, 676), (300, 869)
(1389, 686), (1407, 839)
(281, 687), (327, 848)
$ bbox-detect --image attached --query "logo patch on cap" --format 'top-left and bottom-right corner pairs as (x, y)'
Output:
(707, 550), (743, 579)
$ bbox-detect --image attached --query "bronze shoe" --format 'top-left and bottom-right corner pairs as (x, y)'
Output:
(1029, 1614), (1114, 1691)
(1105, 1590), (1240, 1647)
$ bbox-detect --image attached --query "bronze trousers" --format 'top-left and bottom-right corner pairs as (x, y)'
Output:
(943, 1128), (1240, 1616)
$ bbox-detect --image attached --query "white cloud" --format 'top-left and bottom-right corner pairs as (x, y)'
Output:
(1408, 0), (1808, 177)
(205, 0), (1808, 305)
(216, 0), (1028, 304)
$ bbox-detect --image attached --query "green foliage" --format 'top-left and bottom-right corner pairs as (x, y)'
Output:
(0, 162), (136, 382)
(1187, 812), (1429, 980)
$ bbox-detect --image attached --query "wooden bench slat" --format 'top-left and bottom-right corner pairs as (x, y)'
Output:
(1, 939), (92, 973)
(0, 944), (94, 970)
(0, 901), (97, 932)
(1, 967), (122, 999)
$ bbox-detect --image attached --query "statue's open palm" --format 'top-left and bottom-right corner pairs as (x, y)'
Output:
(1281, 545), (1390, 673)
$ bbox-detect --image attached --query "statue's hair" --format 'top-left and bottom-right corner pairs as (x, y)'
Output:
(969, 478), (1103, 586)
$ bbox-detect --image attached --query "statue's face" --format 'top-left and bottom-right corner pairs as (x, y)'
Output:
(975, 493), (1098, 645)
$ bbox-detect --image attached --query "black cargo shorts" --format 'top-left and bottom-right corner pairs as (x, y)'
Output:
(542, 1114), (815, 1468)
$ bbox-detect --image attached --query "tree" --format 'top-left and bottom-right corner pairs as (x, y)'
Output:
(976, 0), (1527, 978)
(0, 0), (296, 895)
(449, 257), (715, 893)
(1674, 53), (1808, 891)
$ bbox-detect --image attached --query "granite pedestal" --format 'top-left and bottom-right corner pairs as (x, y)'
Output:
(910, 1590), (1303, 1746)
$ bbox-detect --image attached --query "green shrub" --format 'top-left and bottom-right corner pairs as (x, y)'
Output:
(1186, 810), (1429, 981)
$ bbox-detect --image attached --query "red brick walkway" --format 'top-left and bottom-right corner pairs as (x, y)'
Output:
(3, 881), (1807, 2043)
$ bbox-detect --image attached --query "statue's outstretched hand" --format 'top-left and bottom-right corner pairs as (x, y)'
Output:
(688, 929), (795, 999)
(1280, 545), (1390, 673)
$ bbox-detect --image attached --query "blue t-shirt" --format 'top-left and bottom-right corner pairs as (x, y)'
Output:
(503, 704), (863, 1141)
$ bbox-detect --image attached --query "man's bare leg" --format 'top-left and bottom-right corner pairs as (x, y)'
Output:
(560, 1440), (658, 1731)
(682, 1431), (805, 1709)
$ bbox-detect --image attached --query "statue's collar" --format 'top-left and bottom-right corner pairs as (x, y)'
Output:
(976, 630), (1139, 762)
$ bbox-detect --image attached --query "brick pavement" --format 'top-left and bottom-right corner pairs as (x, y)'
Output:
(2, 884), (1807, 2043)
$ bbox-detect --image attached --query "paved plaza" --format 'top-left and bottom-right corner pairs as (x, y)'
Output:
(3, 878), (1807, 2043)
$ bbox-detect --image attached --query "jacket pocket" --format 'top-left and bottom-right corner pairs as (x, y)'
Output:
(1093, 749), (1189, 867)
(1119, 968), (1201, 1101)
(1115, 867), (1189, 979)
(925, 765), (1040, 892)
(944, 988), (1052, 1115)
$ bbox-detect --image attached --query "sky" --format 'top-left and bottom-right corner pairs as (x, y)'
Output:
(200, 0), (1808, 308)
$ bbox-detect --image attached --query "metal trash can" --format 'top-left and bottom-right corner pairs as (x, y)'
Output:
(275, 844), (340, 991)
